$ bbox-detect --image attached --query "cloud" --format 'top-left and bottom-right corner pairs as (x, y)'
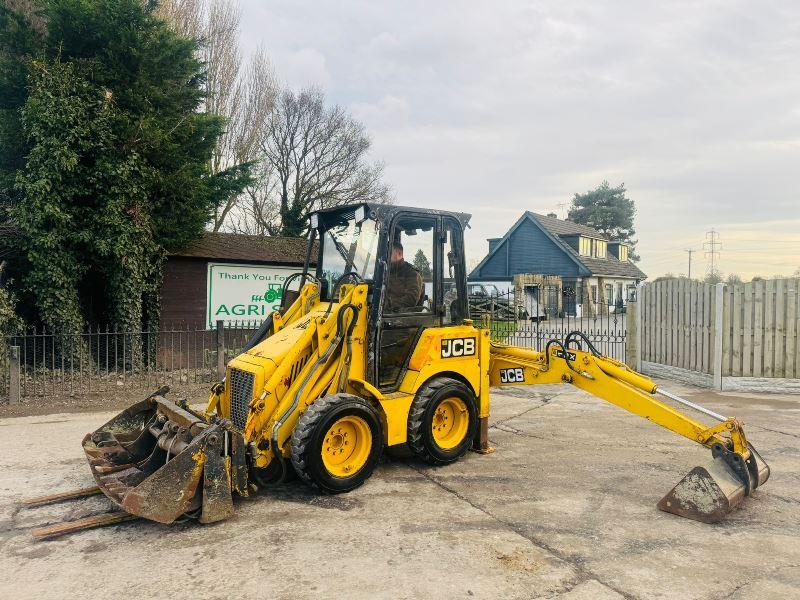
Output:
(239, 0), (800, 279)
(283, 47), (331, 89)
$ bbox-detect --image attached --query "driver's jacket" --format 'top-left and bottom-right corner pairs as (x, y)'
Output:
(385, 260), (423, 312)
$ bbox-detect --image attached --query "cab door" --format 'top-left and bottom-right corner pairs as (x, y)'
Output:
(375, 213), (469, 390)
(377, 213), (438, 390)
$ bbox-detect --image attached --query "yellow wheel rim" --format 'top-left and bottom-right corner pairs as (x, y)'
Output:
(431, 397), (469, 450)
(321, 415), (372, 477)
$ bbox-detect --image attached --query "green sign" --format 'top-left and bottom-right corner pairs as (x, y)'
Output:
(206, 263), (299, 327)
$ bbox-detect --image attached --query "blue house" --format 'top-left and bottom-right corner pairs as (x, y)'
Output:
(469, 212), (646, 315)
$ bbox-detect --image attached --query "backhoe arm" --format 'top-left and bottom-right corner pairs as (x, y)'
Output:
(488, 339), (770, 522)
(490, 341), (746, 453)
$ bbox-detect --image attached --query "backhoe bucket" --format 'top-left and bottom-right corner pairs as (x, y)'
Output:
(81, 391), (247, 524)
(657, 447), (770, 523)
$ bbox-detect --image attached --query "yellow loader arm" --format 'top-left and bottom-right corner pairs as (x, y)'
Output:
(488, 338), (770, 523)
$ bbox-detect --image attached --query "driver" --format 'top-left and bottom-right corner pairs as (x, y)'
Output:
(386, 242), (423, 312)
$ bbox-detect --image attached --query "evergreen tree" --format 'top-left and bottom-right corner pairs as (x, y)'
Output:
(412, 249), (432, 279)
(0, 0), (249, 332)
(568, 181), (639, 261)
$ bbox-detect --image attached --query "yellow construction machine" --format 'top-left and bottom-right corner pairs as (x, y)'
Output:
(43, 203), (769, 535)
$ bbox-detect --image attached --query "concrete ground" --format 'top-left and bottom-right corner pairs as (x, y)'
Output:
(0, 380), (798, 600)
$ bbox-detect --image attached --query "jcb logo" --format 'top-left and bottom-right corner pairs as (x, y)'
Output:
(499, 368), (524, 383)
(441, 337), (476, 358)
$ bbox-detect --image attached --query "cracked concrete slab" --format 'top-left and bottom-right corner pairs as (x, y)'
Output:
(0, 380), (798, 599)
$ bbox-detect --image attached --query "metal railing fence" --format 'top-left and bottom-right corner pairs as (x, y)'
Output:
(2, 284), (629, 403)
(475, 284), (627, 361)
(1, 321), (260, 403)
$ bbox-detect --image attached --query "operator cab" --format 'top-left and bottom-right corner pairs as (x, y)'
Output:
(309, 203), (471, 391)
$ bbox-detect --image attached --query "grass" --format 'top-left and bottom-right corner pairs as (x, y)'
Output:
(489, 320), (518, 341)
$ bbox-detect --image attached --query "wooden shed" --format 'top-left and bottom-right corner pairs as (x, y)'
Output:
(161, 232), (312, 327)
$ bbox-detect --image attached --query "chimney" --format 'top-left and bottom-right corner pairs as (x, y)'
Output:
(488, 238), (501, 253)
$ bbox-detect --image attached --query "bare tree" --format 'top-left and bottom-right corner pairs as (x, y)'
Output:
(239, 88), (391, 237)
(156, 0), (278, 231)
(726, 273), (743, 285)
(153, 0), (205, 38)
(213, 46), (278, 230)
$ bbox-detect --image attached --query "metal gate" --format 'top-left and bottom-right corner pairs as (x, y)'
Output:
(474, 284), (627, 361)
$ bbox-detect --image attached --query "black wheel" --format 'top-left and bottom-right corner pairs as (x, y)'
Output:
(291, 393), (383, 493)
(407, 377), (478, 465)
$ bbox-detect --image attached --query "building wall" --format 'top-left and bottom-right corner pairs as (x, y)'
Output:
(473, 218), (583, 280)
(161, 257), (209, 327)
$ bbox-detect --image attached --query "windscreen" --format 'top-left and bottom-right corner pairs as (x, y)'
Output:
(320, 217), (380, 290)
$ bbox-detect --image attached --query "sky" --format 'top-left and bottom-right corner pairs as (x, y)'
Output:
(238, 0), (800, 280)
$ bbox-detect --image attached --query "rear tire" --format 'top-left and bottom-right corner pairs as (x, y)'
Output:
(407, 377), (478, 465)
(291, 394), (383, 493)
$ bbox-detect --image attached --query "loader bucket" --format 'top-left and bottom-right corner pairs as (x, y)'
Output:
(82, 391), (247, 524)
(657, 446), (770, 523)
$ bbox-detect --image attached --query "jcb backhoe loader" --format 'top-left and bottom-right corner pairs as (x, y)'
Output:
(36, 203), (770, 536)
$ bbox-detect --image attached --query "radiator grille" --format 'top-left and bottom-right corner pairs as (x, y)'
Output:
(229, 368), (255, 430)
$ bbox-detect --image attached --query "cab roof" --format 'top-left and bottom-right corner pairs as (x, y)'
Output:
(312, 203), (471, 230)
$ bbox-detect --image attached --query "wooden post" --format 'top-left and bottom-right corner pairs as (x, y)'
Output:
(713, 283), (725, 390)
(634, 284), (644, 371)
(9, 345), (20, 404)
(216, 320), (225, 380)
(625, 298), (636, 368)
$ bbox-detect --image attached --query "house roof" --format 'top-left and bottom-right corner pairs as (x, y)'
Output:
(527, 213), (646, 279)
(561, 247), (646, 278)
(169, 232), (314, 265)
(470, 212), (646, 280)
(529, 212), (610, 240)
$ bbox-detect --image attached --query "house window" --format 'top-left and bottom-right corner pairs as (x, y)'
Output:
(579, 237), (591, 256)
(619, 245), (628, 262)
(605, 284), (613, 306)
(594, 240), (607, 258)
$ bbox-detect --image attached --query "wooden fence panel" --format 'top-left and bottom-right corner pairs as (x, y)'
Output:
(731, 284), (743, 376)
(721, 283), (732, 376)
(656, 280), (663, 363)
(775, 279), (785, 378)
(753, 280), (764, 377)
(671, 279), (679, 367)
(711, 283), (718, 376)
(743, 283), (753, 376)
(764, 279), (775, 377)
(683, 279), (691, 370)
(686, 281), (697, 371)
(788, 279), (798, 379)
(702, 283), (710, 374)
(640, 278), (799, 382)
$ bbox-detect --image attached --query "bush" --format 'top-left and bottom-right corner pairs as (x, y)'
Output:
(0, 281), (23, 381)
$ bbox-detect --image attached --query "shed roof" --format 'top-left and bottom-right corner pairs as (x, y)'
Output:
(169, 232), (312, 265)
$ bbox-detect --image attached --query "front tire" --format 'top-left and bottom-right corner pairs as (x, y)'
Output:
(291, 394), (383, 493)
(407, 377), (478, 465)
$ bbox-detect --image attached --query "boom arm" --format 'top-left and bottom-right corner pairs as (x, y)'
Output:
(488, 341), (750, 455)
(487, 339), (770, 507)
